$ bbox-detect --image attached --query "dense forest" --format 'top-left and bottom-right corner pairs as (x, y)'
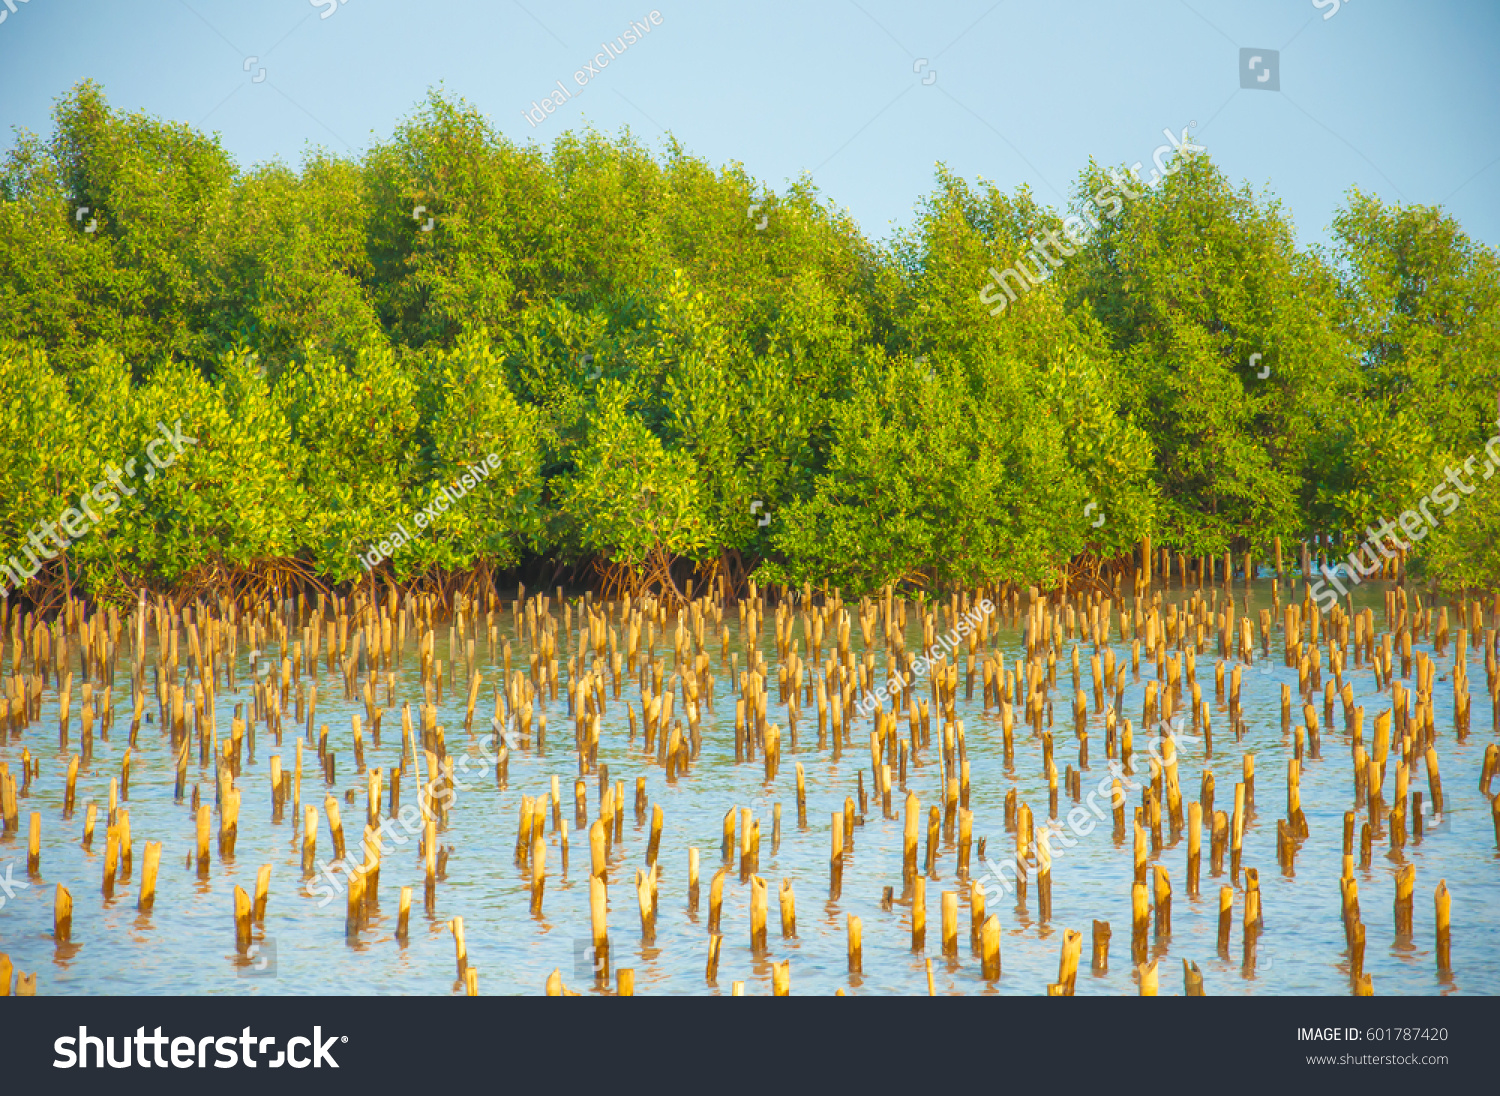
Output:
(1, 81), (1497, 608)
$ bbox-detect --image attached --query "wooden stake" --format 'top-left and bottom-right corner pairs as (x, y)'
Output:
(54, 885), (72, 943)
(233, 885), (252, 953)
(139, 841), (161, 912)
(589, 875), (609, 985)
(1137, 958), (1158, 996)
(847, 914), (863, 974)
(450, 915), (467, 977)
(981, 914), (1002, 980)
(1183, 958), (1205, 995)
(1395, 863), (1415, 936)
(1435, 880), (1451, 974)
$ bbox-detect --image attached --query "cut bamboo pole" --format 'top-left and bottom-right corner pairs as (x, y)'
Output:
(911, 875), (926, 951)
(749, 874), (768, 955)
(1131, 881), (1149, 964)
(589, 875), (609, 985)
(398, 885), (411, 944)
(771, 960), (789, 996)
(1183, 958), (1205, 995)
(1435, 880), (1451, 974)
(847, 914), (863, 974)
(450, 915), (467, 977)
(706, 933), (722, 983)
(1092, 919), (1111, 972)
(709, 868), (726, 935)
(233, 885), (252, 953)
(941, 890), (959, 956)
(54, 885), (72, 943)
(1395, 863), (1415, 936)
(1217, 886), (1233, 952)
(981, 914), (1001, 980)
(301, 804), (316, 874)
(139, 841), (161, 911)
(28, 812), (40, 874)
(1137, 959), (1158, 996)
(779, 878), (796, 938)
(1057, 928), (1081, 995)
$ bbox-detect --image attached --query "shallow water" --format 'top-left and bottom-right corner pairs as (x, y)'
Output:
(2, 580), (1496, 996)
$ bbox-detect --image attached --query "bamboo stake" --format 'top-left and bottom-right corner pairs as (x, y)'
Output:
(1092, 919), (1111, 972)
(1057, 928), (1081, 995)
(847, 914), (862, 974)
(589, 875), (609, 985)
(1395, 863), (1415, 936)
(981, 914), (1002, 980)
(911, 875), (926, 951)
(139, 841), (161, 911)
(706, 933), (722, 984)
(749, 874), (768, 955)
(771, 960), (789, 996)
(1183, 958), (1205, 995)
(450, 915), (467, 977)
(1137, 959), (1158, 996)
(233, 885), (252, 953)
(779, 878), (796, 938)
(1435, 880), (1451, 974)
(941, 890), (959, 956)
(54, 885), (72, 943)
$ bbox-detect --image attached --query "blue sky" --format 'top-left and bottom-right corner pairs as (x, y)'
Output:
(2, 0), (1497, 250)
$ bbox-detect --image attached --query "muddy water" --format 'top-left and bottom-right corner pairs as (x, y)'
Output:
(1, 582), (1496, 996)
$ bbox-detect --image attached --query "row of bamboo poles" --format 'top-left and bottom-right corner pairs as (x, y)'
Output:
(2, 547), (1497, 993)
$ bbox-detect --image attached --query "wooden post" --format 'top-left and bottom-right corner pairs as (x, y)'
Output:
(847, 914), (863, 974)
(531, 832), (546, 915)
(1183, 958), (1205, 995)
(911, 875), (926, 951)
(254, 863), (271, 922)
(1131, 881), (1149, 964)
(771, 960), (789, 996)
(1092, 919), (1111, 972)
(301, 804), (316, 874)
(647, 804), (663, 867)
(706, 933), (722, 983)
(1154, 864), (1172, 937)
(981, 914), (1002, 980)
(941, 890), (959, 956)
(398, 885), (411, 944)
(139, 841), (161, 911)
(54, 885), (72, 943)
(1217, 886), (1232, 952)
(1187, 801), (1202, 897)
(450, 915), (467, 977)
(779, 878), (796, 938)
(1057, 928), (1081, 995)
(1395, 863), (1415, 936)
(28, 812), (40, 874)
(749, 875), (768, 955)
(590, 875), (609, 985)
(1435, 880), (1451, 974)
(233, 885), (252, 953)
(1137, 959), (1158, 996)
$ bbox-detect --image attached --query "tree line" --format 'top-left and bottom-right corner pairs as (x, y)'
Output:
(1, 82), (1496, 607)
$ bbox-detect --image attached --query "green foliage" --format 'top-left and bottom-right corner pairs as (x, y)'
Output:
(1, 83), (1497, 602)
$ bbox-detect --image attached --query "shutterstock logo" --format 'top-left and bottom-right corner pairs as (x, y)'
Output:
(54, 1028), (344, 1069)
(0, 859), (28, 908)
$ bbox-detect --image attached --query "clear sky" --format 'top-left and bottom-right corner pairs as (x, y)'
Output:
(2, 0), (1497, 251)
